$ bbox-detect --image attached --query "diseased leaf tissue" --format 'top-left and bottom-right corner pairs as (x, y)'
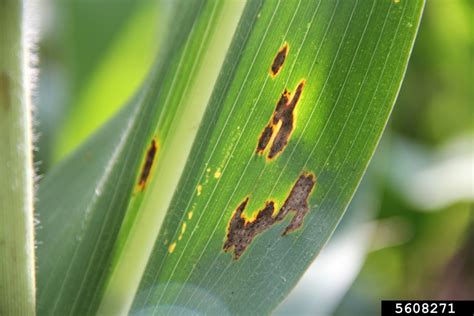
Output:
(224, 173), (316, 259)
(270, 42), (288, 77)
(256, 80), (305, 160)
(224, 43), (317, 259)
(137, 138), (158, 191)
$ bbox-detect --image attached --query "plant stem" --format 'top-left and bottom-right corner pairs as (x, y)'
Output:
(0, 0), (36, 314)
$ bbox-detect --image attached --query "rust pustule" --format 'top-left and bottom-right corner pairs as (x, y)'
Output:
(256, 80), (305, 160)
(137, 139), (158, 191)
(270, 43), (288, 77)
(223, 172), (316, 259)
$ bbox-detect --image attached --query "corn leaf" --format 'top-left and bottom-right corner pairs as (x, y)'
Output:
(36, 0), (424, 315)
(130, 0), (425, 314)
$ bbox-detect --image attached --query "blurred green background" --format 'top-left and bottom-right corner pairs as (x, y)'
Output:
(35, 0), (473, 315)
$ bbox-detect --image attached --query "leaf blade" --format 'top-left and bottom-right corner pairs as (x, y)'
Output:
(131, 0), (425, 314)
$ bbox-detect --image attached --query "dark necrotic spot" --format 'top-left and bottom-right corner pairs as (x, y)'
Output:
(223, 172), (316, 259)
(256, 125), (274, 153)
(138, 139), (158, 190)
(256, 80), (305, 159)
(270, 43), (288, 77)
(273, 90), (290, 123)
(268, 122), (293, 159)
(276, 173), (315, 235)
(287, 81), (304, 111)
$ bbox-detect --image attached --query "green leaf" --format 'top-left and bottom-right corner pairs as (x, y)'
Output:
(37, 0), (244, 314)
(36, 99), (139, 315)
(58, 0), (142, 96)
(36, 0), (425, 315)
(53, 1), (163, 162)
(129, 0), (425, 314)
(0, 0), (35, 314)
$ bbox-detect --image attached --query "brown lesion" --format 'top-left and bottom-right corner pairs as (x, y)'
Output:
(276, 172), (315, 235)
(0, 72), (11, 111)
(270, 43), (288, 77)
(256, 80), (305, 160)
(137, 138), (158, 191)
(256, 125), (274, 153)
(223, 172), (316, 259)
